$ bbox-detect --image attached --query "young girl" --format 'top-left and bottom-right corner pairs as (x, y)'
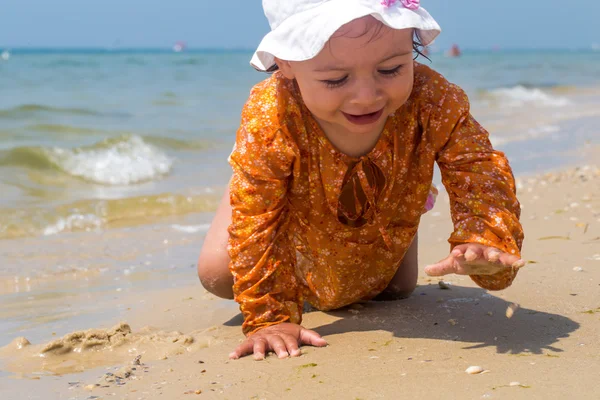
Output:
(198, 0), (525, 361)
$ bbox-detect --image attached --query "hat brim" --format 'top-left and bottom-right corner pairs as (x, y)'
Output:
(251, 0), (441, 71)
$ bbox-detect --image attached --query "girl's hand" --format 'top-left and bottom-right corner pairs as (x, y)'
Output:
(229, 323), (327, 361)
(424, 243), (525, 277)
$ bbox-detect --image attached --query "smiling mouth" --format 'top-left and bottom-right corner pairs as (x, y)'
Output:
(342, 109), (384, 125)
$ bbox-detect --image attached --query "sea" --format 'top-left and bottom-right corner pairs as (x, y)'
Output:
(0, 48), (599, 356)
(1, 48), (599, 241)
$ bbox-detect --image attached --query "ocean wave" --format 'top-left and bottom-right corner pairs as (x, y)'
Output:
(0, 135), (173, 185)
(23, 124), (210, 149)
(0, 104), (132, 120)
(125, 57), (148, 65)
(0, 104), (101, 118)
(486, 81), (562, 89)
(27, 123), (101, 134)
(0, 193), (221, 239)
(46, 135), (173, 185)
(489, 124), (561, 147)
(480, 85), (571, 108)
(42, 213), (104, 236)
(152, 91), (182, 106)
(143, 135), (209, 150)
(172, 58), (205, 66)
(152, 99), (181, 106)
(0, 146), (58, 170)
(40, 59), (99, 68)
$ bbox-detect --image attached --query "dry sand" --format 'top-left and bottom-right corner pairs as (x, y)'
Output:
(1, 158), (599, 399)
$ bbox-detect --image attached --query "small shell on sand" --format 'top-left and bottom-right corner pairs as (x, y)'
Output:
(465, 366), (484, 375)
(438, 281), (451, 290)
(573, 266), (584, 272)
(509, 381), (521, 387)
(506, 303), (520, 319)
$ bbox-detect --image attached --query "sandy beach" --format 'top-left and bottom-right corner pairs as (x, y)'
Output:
(0, 145), (598, 400)
(2, 4), (600, 397)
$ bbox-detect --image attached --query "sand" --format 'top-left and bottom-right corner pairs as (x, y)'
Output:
(1, 155), (599, 399)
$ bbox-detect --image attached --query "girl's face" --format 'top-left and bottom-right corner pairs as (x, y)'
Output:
(277, 16), (415, 142)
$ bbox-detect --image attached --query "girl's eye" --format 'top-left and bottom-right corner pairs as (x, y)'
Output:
(322, 76), (348, 88)
(320, 66), (402, 88)
(379, 65), (403, 76)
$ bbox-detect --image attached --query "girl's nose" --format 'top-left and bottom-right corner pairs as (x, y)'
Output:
(349, 78), (383, 107)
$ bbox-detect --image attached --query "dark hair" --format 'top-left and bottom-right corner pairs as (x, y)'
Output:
(264, 27), (430, 73)
(412, 31), (431, 61)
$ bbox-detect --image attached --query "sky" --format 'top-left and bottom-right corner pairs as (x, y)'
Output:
(1, 0), (599, 50)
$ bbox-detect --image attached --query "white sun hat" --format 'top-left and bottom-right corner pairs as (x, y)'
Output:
(251, 0), (441, 71)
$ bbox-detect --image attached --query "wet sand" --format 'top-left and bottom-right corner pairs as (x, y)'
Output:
(0, 150), (599, 399)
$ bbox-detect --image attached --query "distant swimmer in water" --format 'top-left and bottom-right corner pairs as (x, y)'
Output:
(447, 44), (461, 57)
(173, 41), (186, 53)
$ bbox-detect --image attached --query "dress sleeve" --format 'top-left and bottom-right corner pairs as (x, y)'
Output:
(227, 102), (302, 336)
(430, 83), (524, 290)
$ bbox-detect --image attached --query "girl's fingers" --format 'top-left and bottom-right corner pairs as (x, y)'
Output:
(495, 253), (527, 272)
(299, 328), (328, 347)
(451, 244), (470, 257)
(229, 339), (253, 359)
(268, 335), (289, 359)
(231, 328), (328, 361)
(253, 338), (267, 361)
(497, 252), (515, 265)
(496, 252), (524, 269)
(484, 247), (502, 263)
(424, 255), (457, 276)
(451, 249), (463, 258)
(511, 259), (526, 270)
(464, 246), (482, 262)
(281, 335), (302, 357)
(427, 244), (526, 277)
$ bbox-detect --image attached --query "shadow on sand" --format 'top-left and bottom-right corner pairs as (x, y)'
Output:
(223, 283), (579, 355)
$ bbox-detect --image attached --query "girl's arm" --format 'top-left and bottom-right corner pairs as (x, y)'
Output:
(431, 83), (524, 290)
(228, 101), (302, 336)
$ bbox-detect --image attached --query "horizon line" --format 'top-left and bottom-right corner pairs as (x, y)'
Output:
(2, 45), (598, 53)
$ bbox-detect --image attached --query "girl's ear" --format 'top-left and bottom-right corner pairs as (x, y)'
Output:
(274, 57), (295, 79)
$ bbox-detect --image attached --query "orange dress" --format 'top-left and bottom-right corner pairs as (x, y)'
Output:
(227, 63), (524, 335)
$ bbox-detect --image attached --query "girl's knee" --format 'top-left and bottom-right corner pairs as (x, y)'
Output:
(375, 235), (419, 301)
(373, 285), (416, 301)
(374, 282), (416, 301)
(197, 254), (234, 300)
(197, 186), (233, 299)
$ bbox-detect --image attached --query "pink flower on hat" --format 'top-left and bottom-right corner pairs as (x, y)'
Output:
(400, 0), (420, 10)
(381, 0), (420, 10)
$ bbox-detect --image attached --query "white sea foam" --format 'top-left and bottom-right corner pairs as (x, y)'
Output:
(527, 124), (560, 136)
(43, 213), (104, 236)
(489, 124), (561, 147)
(171, 224), (210, 233)
(485, 86), (571, 108)
(47, 135), (172, 185)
